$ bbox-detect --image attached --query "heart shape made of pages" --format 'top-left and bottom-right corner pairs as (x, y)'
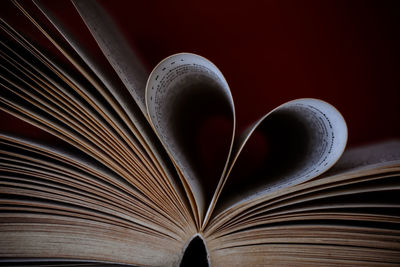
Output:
(146, 53), (347, 225)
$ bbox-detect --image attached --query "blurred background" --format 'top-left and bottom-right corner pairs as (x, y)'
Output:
(1, 0), (399, 148)
(99, 0), (400, 147)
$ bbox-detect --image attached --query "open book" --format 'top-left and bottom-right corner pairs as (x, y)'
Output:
(1, 0), (400, 266)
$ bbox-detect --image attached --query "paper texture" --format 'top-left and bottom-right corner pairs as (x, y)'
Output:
(216, 98), (348, 211)
(72, 0), (148, 117)
(146, 53), (235, 223)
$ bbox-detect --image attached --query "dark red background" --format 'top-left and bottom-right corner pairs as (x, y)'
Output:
(99, 0), (400, 147)
(1, 0), (400, 147)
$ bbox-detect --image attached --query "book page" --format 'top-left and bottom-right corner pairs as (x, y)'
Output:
(0, 133), (192, 234)
(71, 0), (148, 117)
(146, 53), (236, 224)
(205, 140), (400, 238)
(0, 9), (195, 231)
(215, 98), (348, 212)
(323, 140), (400, 176)
(32, 0), (189, 222)
(33, 0), (149, 131)
(0, 136), (187, 267)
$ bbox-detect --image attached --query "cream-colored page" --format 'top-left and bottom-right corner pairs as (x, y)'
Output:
(53, 0), (189, 214)
(34, 0), (149, 131)
(324, 140), (400, 175)
(71, 0), (148, 117)
(216, 98), (348, 213)
(146, 53), (236, 224)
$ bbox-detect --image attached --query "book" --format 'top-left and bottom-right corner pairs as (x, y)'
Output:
(1, 0), (399, 266)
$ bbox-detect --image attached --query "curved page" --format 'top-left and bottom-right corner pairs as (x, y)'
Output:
(146, 53), (235, 224)
(71, 0), (148, 116)
(216, 98), (348, 213)
(33, 0), (187, 220)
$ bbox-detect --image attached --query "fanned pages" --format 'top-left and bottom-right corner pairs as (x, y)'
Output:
(0, 1), (399, 266)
